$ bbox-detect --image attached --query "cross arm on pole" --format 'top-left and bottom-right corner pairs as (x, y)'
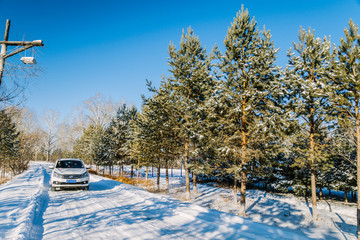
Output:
(0, 40), (44, 46)
(0, 40), (44, 60)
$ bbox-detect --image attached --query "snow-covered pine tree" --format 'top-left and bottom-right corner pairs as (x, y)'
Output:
(331, 19), (360, 235)
(167, 27), (213, 199)
(107, 104), (137, 176)
(285, 27), (334, 221)
(133, 104), (163, 188)
(137, 79), (183, 190)
(218, 6), (281, 216)
(93, 129), (112, 175)
(131, 111), (153, 180)
(326, 126), (356, 202)
(73, 124), (105, 166)
(0, 109), (20, 175)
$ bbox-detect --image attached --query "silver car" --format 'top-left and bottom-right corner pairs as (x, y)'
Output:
(50, 158), (90, 191)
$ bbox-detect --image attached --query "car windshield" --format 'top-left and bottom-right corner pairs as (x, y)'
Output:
(56, 160), (84, 168)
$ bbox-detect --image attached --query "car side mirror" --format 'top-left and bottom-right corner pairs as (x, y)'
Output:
(86, 166), (91, 170)
(49, 165), (54, 169)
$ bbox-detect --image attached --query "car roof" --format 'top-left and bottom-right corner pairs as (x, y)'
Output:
(57, 158), (83, 161)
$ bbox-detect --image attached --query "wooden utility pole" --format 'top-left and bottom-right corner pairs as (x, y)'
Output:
(0, 19), (44, 86)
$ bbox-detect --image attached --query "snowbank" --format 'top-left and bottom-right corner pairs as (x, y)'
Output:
(0, 162), (50, 239)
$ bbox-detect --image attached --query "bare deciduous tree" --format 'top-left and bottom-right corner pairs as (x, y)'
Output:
(0, 58), (42, 109)
(42, 110), (59, 162)
(79, 93), (121, 128)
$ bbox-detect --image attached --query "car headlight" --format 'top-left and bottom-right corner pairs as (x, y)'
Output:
(81, 171), (89, 178)
(53, 172), (63, 178)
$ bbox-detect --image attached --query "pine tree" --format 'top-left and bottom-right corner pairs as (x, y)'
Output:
(218, 6), (281, 216)
(327, 127), (356, 202)
(285, 27), (334, 220)
(107, 104), (137, 176)
(167, 27), (213, 199)
(131, 112), (153, 180)
(0, 109), (20, 174)
(331, 19), (360, 235)
(73, 124), (104, 165)
(136, 79), (182, 190)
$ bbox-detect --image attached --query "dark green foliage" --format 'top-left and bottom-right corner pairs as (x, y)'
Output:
(73, 124), (105, 165)
(0, 109), (22, 174)
(0, 110), (19, 157)
(106, 104), (138, 167)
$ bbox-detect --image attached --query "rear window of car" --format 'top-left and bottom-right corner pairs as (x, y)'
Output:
(56, 160), (84, 168)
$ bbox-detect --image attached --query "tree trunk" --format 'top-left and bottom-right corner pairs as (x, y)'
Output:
(239, 103), (247, 217)
(234, 172), (238, 205)
(355, 192), (358, 203)
(137, 166), (140, 181)
(184, 140), (190, 200)
(356, 113), (360, 238)
(145, 166), (148, 180)
(157, 160), (160, 191)
(166, 159), (169, 190)
(344, 189), (348, 203)
(240, 136), (247, 216)
(310, 127), (318, 221)
(131, 165), (134, 179)
(319, 187), (323, 201)
(240, 170), (247, 216)
(46, 149), (50, 162)
(152, 165), (154, 178)
(193, 173), (197, 194)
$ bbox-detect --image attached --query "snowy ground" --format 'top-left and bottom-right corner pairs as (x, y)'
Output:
(0, 162), (312, 240)
(120, 166), (357, 240)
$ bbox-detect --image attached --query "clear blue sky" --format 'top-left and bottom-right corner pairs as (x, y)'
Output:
(1, 0), (360, 119)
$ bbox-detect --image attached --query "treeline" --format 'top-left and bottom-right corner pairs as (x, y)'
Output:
(0, 94), (120, 182)
(75, 7), (359, 223)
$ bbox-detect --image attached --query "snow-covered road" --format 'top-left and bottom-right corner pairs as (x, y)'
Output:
(1, 162), (310, 239)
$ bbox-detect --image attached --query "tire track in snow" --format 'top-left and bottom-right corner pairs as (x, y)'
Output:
(27, 165), (50, 240)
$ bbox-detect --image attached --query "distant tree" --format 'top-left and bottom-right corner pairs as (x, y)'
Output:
(137, 81), (181, 189)
(105, 104), (137, 176)
(0, 109), (20, 176)
(326, 127), (356, 202)
(131, 112), (153, 179)
(73, 124), (104, 165)
(93, 129), (112, 175)
(79, 93), (119, 128)
(42, 110), (59, 162)
(56, 122), (78, 155)
(6, 107), (43, 163)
